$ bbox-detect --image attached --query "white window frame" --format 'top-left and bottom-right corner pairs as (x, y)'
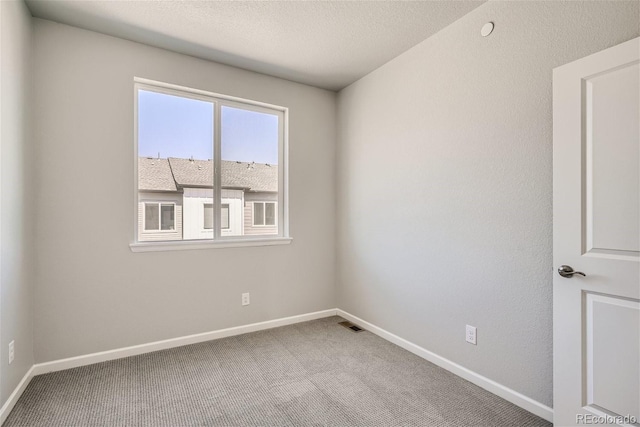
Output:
(252, 201), (277, 227)
(131, 78), (291, 252)
(220, 203), (230, 230)
(142, 202), (176, 233)
(202, 202), (230, 231)
(203, 202), (214, 231)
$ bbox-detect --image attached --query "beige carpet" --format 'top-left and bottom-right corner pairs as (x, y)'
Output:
(4, 316), (551, 426)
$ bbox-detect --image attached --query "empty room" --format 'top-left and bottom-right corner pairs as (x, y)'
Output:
(1, 0), (638, 426)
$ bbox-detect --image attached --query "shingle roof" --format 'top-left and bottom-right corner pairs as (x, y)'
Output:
(138, 157), (278, 193)
(138, 158), (178, 192)
(220, 160), (278, 192)
(167, 158), (213, 188)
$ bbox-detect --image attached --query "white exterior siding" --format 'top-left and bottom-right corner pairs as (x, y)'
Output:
(183, 188), (213, 240)
(222, 189), (244, 236)
(244, 192), (278, 236)
(138, 192), (183, 242)
(183, 188), (243, 239)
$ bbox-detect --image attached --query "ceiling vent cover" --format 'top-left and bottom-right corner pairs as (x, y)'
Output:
(339, 321), (365, 333)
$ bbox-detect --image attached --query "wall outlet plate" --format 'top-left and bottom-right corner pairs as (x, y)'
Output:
(466, 325), (477, 345)
(242, 293), (250, 306)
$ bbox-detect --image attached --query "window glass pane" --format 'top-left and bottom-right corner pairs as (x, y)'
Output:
(265, 202), (276, 226)
(254, 202), (264, 226)
(221, 204), (230, 229)
(221, 105), (278, 235)
(203, 203), (213, 230)
(160, 204), (175, 230)
(137, 89), (213, 241)
(145, 204), (159, 230)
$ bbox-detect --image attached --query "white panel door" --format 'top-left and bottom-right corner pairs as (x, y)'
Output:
(553, 37), (640, 426)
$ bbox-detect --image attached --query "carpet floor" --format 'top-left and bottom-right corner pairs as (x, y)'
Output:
(4, 316), (551, 426)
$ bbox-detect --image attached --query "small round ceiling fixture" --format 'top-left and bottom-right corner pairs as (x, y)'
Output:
(481, 22), (494, 37)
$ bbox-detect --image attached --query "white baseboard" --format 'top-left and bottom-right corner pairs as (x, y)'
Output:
(33, 308), (337, 375)
(0, 366), (35, 425)
(336, 309), (554, 423)
(3, 308), (553, 425)
(1, 309), (335, 422)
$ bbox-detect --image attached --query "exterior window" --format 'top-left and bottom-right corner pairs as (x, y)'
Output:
(221, 204), (230, 230)
(203, 203), (213, 230)
(254, 203), (264, 226)
(145, 204), (159, 230)
(135, 79), (286, 245)
(144, 203), (175, 231)
(253, 202), (276, 226)
(161, 204), (175, 230)
(265, 202), (276, 226)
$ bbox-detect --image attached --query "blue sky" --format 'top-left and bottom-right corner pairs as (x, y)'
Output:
(138, 90), (278, 164)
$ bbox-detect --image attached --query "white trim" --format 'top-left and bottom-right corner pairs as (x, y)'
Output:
(213, 97), (222, 240)
(134, 77), (287, 113)
(130, 236), (292, 252)
(0, 309), (334, 421)
(2, 309), (554, 424)
(278, 106), (286, 236)
(282, 111), (289, 238)
(336, 309), (554, 423)
(133, 78), (290, 244)
(252, 201), (277, 227)
(33, 309), (337, 375)
(142, 201), (176, 233)
(133, 81), (140, 243)
(0, 366), (35, 425)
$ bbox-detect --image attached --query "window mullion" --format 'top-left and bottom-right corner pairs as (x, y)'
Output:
(278, 110), (286, 237)
(213, 102), (222, 240)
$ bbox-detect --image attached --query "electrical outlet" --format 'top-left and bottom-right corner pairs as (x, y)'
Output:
(242, 293), (250, 306)
(8, 341), (14, 364)
(466, 325), (477, 345)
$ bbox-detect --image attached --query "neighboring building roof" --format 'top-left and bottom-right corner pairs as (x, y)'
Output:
(167, 158), (213, 189)
(138, 158), (178, 192)
(138, 157), (278, 193)
(220, 160), (277, 192)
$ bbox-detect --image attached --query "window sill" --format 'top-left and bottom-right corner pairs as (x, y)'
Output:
(130, 237), (292, 253)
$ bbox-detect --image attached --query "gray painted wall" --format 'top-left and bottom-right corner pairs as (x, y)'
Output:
(336, 1), (639, 408)
(32, 19), (337, 363)
(0, 0), (35, 406)
(5, 0), (639, 413)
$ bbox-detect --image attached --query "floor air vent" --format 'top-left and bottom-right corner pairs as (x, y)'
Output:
(339, 321), (365, 333)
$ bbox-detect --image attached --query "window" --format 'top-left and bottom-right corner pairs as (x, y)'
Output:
(144, 203), (175, 231)
(253, 202), (276, 226)
(134, 78), (288, 249)
(254, 203), (264, 226)
(203, 204), (213, 230)
(221, 204), (230, 230)
(206, 203), (229, 230)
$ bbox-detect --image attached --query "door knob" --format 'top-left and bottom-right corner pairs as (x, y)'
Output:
(558, 265), (586, 278)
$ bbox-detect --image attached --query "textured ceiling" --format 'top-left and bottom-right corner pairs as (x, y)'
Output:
(25, 0), (485, 91)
